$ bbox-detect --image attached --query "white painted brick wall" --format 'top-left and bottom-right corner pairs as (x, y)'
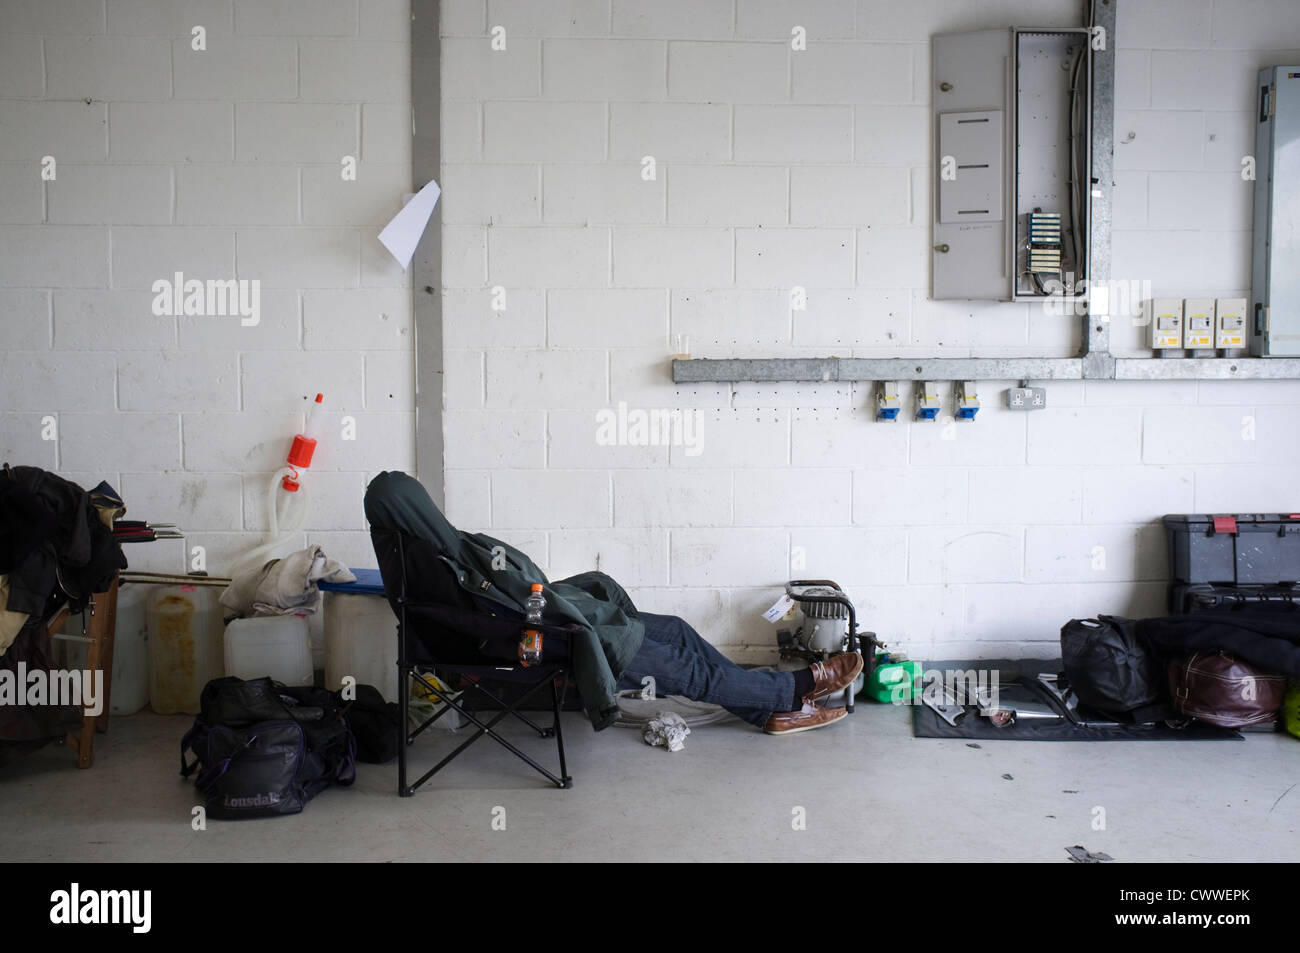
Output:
(6, 1), (1300, 663)
(0, 0), (412, 578)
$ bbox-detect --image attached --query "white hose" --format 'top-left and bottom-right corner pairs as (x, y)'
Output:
(229, 468), (309, 576)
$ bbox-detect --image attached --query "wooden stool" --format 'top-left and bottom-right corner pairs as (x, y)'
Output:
(47, 572), (119, 768)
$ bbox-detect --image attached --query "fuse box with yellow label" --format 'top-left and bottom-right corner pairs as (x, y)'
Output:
(1148, 298), (1184, 351)
(1182, 297), (1215, 349)
(1215, 297), (1247, 350)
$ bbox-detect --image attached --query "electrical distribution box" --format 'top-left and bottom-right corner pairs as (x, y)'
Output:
(1183, 298), (1215, 349)
(1252, 66), (1300, 356)
(932, 27), (1091, 301)
(1149, 298), (1185, 352)
(1216, 297), (1247, 350)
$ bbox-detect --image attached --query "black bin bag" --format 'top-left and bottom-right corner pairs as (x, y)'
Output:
(1060, 615), (1171, 721)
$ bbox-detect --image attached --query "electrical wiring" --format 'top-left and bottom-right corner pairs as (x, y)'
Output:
(1065, 43), (1087, 294)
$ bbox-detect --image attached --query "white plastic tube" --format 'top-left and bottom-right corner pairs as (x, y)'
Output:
(229, 467), (309, 576)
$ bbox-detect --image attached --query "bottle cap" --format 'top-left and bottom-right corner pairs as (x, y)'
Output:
(531, 583), (543, 592)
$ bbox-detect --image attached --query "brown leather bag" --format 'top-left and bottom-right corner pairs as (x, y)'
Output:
(1167, 651), (1286, 728)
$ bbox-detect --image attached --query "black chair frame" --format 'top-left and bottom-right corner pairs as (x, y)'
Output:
(391, 533), (575, 796)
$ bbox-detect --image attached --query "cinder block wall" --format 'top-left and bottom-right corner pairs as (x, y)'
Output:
(0, 0), (415, 573)
(2, 1), (1298, 662)
(438, 0), (1300, 661)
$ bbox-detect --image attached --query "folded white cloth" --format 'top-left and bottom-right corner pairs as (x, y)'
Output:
(642, 711), (691, 753)
(220, 545), (355, 617)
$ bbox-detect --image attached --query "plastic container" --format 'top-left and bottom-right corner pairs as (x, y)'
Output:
(148, 585), (224, 715)
(224, 615), (313, 686)
(520, 583), (545, 665)
(1164, 514), (1300, 585)
(323, 591), (399, 702)
(862, 654), (923, 704)
(1284, 681), (1300, 740)
(109, 582), (150, 715)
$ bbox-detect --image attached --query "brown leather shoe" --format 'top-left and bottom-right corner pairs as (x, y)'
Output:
(806, 652), (864, 702)
(763, 702), (847, 735)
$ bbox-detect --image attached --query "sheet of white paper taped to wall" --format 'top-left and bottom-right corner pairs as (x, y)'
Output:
(762, 594), (796, 623)
(378, 178), (442, 271)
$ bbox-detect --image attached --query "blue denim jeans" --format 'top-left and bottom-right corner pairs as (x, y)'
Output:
(616, 612), (795, 728)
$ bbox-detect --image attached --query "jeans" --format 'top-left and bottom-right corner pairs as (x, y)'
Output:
(615, 612), (795, 728)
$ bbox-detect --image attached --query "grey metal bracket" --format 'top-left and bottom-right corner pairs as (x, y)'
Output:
(673, 357), (1083, 383)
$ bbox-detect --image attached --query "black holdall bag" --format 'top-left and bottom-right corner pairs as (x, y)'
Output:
(180, 677), (356, 819)
(1060, 615), (1172, 721)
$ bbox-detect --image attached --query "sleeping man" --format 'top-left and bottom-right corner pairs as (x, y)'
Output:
(614, 612), (862, 734)
(364, 471), (864, 736)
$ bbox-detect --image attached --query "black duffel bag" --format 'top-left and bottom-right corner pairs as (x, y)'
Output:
(180, 677), (356, 819)
(1060, 615), (1171, 721)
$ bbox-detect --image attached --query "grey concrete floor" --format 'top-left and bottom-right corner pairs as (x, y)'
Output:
(1, 703), (1297, 862)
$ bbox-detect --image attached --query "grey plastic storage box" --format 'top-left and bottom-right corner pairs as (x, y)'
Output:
(1163, 514), (1300, 585)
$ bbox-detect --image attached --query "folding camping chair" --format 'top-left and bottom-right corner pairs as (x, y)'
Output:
(371, 528), (579, 796)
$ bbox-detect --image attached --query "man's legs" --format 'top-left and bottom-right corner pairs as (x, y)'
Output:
(616, 612), (793, 728)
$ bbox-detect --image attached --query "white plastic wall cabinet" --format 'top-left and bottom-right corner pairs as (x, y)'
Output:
(1252, 66), (1300, 356)
(932, 27), (1091, 301)
(1216, 297), (1248, 350)
(1149, 298), (1185, 354)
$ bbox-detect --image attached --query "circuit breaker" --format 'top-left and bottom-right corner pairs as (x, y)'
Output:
(1252, 66), (1300, 356)
(932, 27), (1091, 301)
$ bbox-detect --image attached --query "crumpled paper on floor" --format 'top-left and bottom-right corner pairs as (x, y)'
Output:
(642, 711), (691, 752)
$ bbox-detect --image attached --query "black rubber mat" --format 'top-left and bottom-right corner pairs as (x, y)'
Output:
(910, 698), (1241, 741)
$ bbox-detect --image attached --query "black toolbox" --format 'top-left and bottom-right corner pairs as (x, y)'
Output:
(1163, 514), (1300, 585)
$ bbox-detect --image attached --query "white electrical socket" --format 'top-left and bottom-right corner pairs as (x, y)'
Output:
(1007, 386), (1047, 410)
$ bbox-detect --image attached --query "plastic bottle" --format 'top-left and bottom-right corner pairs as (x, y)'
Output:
(282, 392), (323, 492)
(519, 583), (545, 666)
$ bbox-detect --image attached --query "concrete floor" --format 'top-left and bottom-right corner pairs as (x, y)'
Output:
(2, 703), (1297, 862)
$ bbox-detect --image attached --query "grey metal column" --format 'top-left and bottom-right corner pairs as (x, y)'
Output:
(412, 0), (444, 507)
(1082, 0), (1117, 380)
